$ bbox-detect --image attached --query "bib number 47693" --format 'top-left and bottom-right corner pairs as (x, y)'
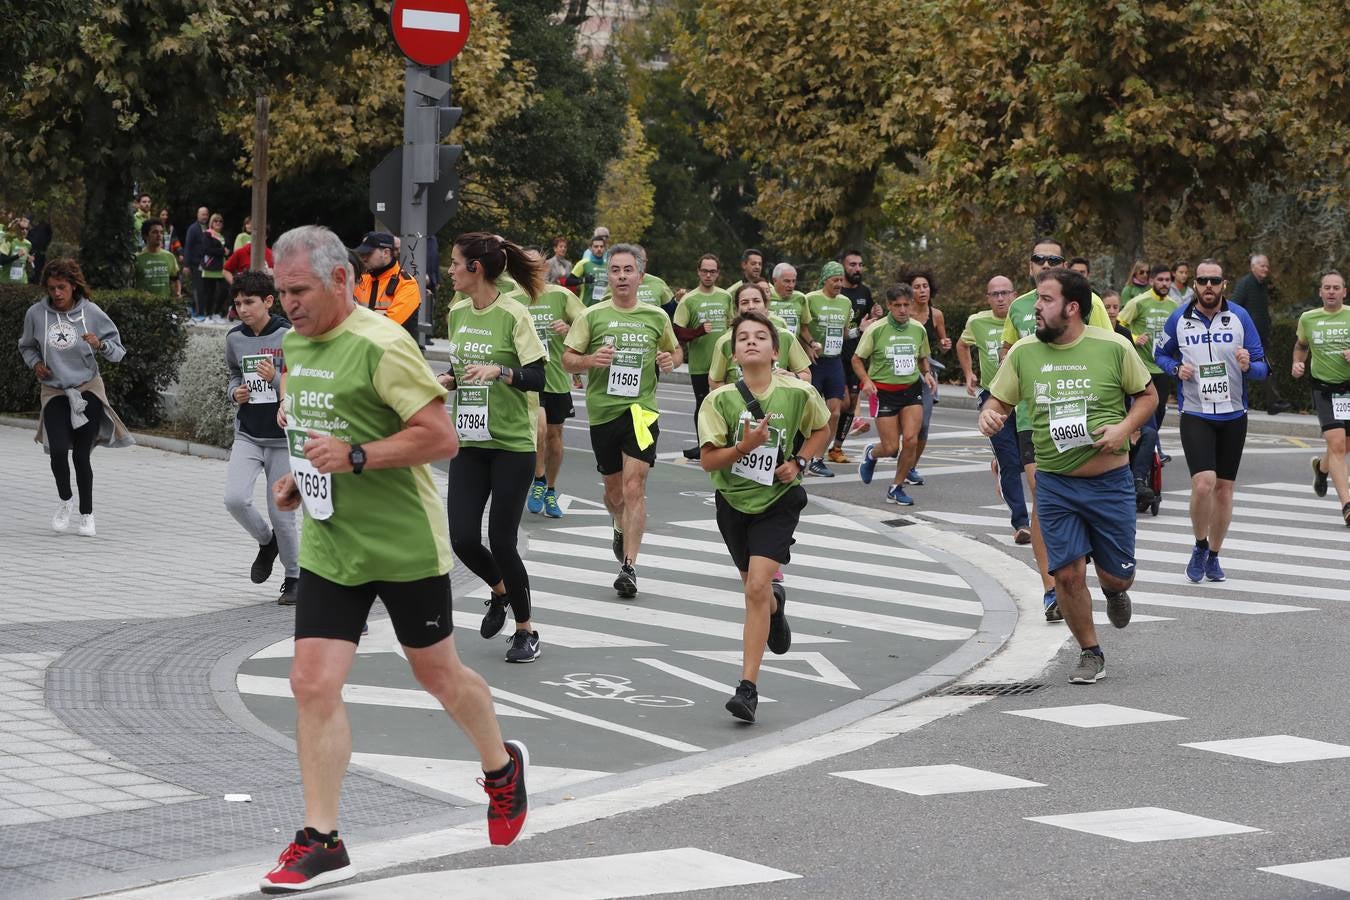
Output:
(285, 427), (333, 521)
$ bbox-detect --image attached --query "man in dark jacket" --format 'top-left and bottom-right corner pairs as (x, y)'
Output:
(182, 206), (210, 316)
(1230, 254), (1289, 414)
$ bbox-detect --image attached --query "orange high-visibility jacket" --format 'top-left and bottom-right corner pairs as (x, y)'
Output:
(355, 261), (421, 325)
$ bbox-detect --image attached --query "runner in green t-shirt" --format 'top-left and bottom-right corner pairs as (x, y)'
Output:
(724, 247), (765, 302)
(801, 261), (854, 477)
(768, 263), (812, 338)
(672, 253), (733, 460)
(852, 284), (935, 505)
(708, 282), (812, 388)
(264, 226), (528, 893)
(999, 238), (1113, 618)
(566, 236), (610, 305)
(133, 222), (181, 298)
(982, 267), (1156, 686)
(0, 216), (33, 285)
(440, 233), (549, 662)
(524, 281), (586, 519)
(1117, 264), (1180, 441)
(1294, 269), (1350, 522)
(696, 309), (831, 723)
(563, 243), (681, 598)
(957, 275), (1029, 541)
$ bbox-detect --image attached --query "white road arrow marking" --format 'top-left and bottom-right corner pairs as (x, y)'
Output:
(676, 650), (860, 690)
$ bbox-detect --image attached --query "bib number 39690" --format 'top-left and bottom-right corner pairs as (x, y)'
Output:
(286, 428), (333, 521)
(1048, 399), (1092, 453)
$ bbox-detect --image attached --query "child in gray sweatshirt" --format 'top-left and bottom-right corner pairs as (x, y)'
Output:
(223, 271), (298, 605)
(17, 259), (132, 537)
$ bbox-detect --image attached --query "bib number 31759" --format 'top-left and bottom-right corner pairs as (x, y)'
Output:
(1048, 398), (1092, 453)
(285, 427), (333, 521)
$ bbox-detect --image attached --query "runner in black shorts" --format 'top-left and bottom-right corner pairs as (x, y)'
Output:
(1293, 270), (1350, 526)
(833, 249), (873, 463)
(524, 262), (586, 520)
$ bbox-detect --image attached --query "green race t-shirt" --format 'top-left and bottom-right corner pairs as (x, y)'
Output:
(768, 289), (811, 335)
(0, 237), (32, 284)
(989, 325), (1151, 475)
(696, 377), (830, 514)
(572, 257), (609, 306)
(282, 306), (452, 585)
(959, 310), (1007, 390)
(1297, 306), (1350, 385)
(1001, 288), (1112, 431)
(446, 294), (547, 451)
(133, 249), (179, 298)
(1117, 291), (1178, 374)
(707, 315), (811, 384)
(526, 285), (587, 394)
(564, 299), (678, 425)
(674, 287), (733, 375)
(855, 316), (930, 386)
(804, 290), (853, 357)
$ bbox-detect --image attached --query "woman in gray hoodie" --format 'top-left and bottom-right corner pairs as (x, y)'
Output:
(17, 259), (133, 536)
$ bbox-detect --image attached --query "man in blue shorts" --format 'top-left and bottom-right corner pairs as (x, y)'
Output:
(981, 268), (1157, 684)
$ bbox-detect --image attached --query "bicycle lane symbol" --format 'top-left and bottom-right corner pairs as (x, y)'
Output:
(540, 673), (694, 708)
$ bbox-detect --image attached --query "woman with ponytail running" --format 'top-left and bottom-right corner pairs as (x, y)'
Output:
(441, 233), (549, 663)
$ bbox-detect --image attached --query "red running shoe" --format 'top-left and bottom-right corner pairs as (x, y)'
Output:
(259, 830), (355, 893)
(481, 740), (529, 846)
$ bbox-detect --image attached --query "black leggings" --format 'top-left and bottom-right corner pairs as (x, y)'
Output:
(1150, 372), (1172, 430)
(44, 393), (103, 515)
(447, 446), (536, 623)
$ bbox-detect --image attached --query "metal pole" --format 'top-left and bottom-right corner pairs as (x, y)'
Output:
(251, 91), (269, 271)
(400, 59), (430, 348)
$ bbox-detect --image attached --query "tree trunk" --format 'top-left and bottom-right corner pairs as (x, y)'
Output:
(79, 159), (136, 289)
(837, 168), (879, 256)
(1110, 192), (1145, 290)
(251, 91), (269, 271)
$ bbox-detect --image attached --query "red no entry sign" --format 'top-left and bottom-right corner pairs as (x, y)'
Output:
(391, 0), (471, 66)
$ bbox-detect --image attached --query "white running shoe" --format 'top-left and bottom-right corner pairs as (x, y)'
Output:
(52, 500), (73, 533)
(76, 514), (97, 537)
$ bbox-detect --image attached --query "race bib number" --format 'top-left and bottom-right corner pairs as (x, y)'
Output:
(1332, 394), (1350, 421)
(607, 350), (642, 397)
(780, 311), (799, 332)
(730, 416), (779, 486)
(241, 355), (277, 404)
(591, 276), (608, 301)
(456, 385), (491, 441)
(286, 428), (333, 521)
(888, 345), (916, 376)
(1048, 398), (1092, 453)
(533, 317), (553, 345)
(1197, 362), (1230, 404)
(824, 326), (843, 356)
(9, 263), (23, 281)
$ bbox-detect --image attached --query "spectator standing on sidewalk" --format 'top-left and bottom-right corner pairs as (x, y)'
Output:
(183, 206), (209, 318)
(17, 259), (134, 538)
(1231, 254), (1290, 414)
(200, 213), (230, 319)
(545, 236), (571, 285)
(133, 222), (181, 299)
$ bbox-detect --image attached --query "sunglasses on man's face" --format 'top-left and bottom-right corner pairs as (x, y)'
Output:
(1030, 254), (1064, 265)
(1194, 276), (1224, 286)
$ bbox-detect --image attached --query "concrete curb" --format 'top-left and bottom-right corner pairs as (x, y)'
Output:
(0, 414), (232, 460)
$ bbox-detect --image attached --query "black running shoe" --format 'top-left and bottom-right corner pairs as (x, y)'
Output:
(726, 679), (758, 722)
(259, 830), (354, 894)
(1313, 457), (1329, 498)
(682, 446), (701, 460)
(1134, 476), (1155, 505)
(614, 563), (638, 599)
(612, 528), (624, 563)
(767, 583), (792, 654)
(1105, 590), (1132, 629)
(251, 534), (279, 584)
(480, 594), (508, 639)
(481, 740), (529, 846)
(277, 576), (298, 606)
(1343, 502), (1350, 528)
(504, 630), (541, 663)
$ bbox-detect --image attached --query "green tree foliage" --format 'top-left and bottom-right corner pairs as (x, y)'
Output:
(593, 108), (657, 244)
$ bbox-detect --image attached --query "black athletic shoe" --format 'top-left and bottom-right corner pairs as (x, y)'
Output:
(504, 630), (541, 663)
(1267, 400), (1291, 415)
(1134, 476), (1155, 506)
(277, 576), (298, 606)
(767, 583), (792, 654)
(682, 446), (701, 460)
(614, 563), (638, 598)
(259, 830), (355, 893)
(480, 594), (508, 639)
(1343, 502), (1350, 528)
(612, 528), (624, 563)
(1105, 590), (1132, 629)
(726, 679), (758, 722)
(251, 534), (279, 584)
(1313, 457), (1329, 498)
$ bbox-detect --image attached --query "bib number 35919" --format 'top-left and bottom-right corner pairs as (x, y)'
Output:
(286, 427), (333, 521)
(1048, 398), (1092, 453)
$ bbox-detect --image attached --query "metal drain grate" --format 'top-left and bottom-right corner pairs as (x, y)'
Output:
(939, 682), (1046, 696)
(881, 518), (915, 527)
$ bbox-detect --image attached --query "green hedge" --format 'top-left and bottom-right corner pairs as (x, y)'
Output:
(0, 285), (188, 426)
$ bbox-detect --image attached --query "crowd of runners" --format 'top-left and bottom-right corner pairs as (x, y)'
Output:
(15, 223), (1350, 892)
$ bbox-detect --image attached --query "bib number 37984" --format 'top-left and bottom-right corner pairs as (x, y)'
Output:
(455, 385), (491, 441)
(1048, 399), (1092, 453)
(286, 427), (333, 521)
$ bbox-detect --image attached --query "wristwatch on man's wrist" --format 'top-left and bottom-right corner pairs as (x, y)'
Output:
(794, 456), (809, 471)
(349, 444), (367, 475)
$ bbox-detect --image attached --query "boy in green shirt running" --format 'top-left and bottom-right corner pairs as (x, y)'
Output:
(853, 284), (936, 506)
(1294, 269), (1350, 525)
(697, 309), (831, 723)
(133, 222), (182, 298)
